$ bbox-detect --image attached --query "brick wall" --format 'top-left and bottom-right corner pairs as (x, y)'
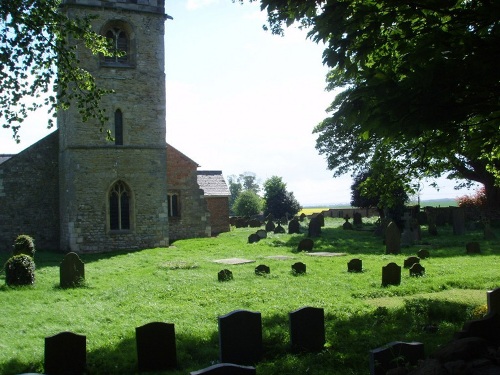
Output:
(206, 197), (230, 235)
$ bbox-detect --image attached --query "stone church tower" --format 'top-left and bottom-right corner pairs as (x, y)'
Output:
(58, 0), (170, 252)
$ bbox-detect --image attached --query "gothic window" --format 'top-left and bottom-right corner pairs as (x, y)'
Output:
(104, 27), (129, 64)
(109, 181), (131, 230)
(168, 193), (179, 217)
(115, 109), (123, 145)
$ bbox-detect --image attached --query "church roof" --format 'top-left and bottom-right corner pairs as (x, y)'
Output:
(0, 154), (14, 165)
(197, 171), (230, 197)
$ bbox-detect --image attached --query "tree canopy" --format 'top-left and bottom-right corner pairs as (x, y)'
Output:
(232, 190), (263, 217)
(263, 176), (301, 219)
(1, 0), (113, 142)
(240, 0), (500, 209)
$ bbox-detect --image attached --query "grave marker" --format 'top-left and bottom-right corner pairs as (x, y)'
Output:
(218, 269), (233, 282)
(136, 322), (177, 371)
(45, 331), (86, 375)
(353, 212), (362, 226)
(289, 306), (325, 353)
(265, 220), (275, 232)
(417, 249), (430, 259)
(255, 264), (270, 275)
(382, 262), (401, 286)
(403, 256), (420, 269)
(288, 218), (301, 234)
(342, 215), (353, 230)
(60, 252), (85, 288)
(487, 288), (500, 315)
(409, 263), (425, 277)
(308, 217), (321, 237)
(274, 224), (286, 234)
(292, 262), (306, 275)
(347, 258), (362, 273)
(256, 229), (267, 239)
(369, 341), (424, 375)
(385, 221), (401, 254)
(297, 238), (314, 252)
(248, 233), (260, 244)
(452, 207), (466, 235)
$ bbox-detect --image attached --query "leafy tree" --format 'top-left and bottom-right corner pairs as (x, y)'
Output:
(1, 0), (115, 142)
(227, 175), (243, 210)
(227, 172), (260, 211)
(232, 190), (263, 217)
(238, 0), (500, 209)
(262, 176), (301, 219)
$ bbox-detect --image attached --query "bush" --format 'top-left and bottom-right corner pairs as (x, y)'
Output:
(4, 254), (36, 286)
(13, 234), (35, 258)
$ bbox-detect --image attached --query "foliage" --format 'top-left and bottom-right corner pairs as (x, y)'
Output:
(457, 186), (488, 210)
(262, 175), (301, 218)
(1, 0), (115, 141)
(232, 190), (263, 217)
(4, 254), (35, 286)
(12, 234), (35, 257)
(228, 172), (261, 212)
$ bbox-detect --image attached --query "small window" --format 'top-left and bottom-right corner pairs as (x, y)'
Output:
(115, 109), (123, 145)
(110, 181), (131, 230)
(104, 27), (129, 64)
(168, 194), (179, 217)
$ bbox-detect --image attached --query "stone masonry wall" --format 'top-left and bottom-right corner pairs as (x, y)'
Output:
(0, 132), (60, 251)
(206, 197), (230, 235)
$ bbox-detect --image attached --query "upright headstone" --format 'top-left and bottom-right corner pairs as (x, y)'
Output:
(409, 263), (425, 277)
(426, 208), (438, 236)
(45, 331), (86, 375)
(353, 212), (362, 226)
(417, 248), (430, 259)
(400, 212), (413, 247)
(297, 238), (314, 252)
(452, 207), (466, 235)
(248, 219), (261, 228)
(382, 262), (401, 286)
(218, 310), (262, 365)
(385, 221), (401, 254)
(274, 224), (286, 234)
(288, 218), (301, 234)
(218, 269), (233, 282)
(289, 306), (325, 352)
(299, 213), (306, 222)
(347, 258), (363, 273)
(136, 322), (177, 371)
(248, 233), (260, 244)
(292, 262), (307, 275)
(403, 256), (420, 269)
(316, 213), (325, 227)
(369, 341), (424, 375)
(265, 220), (275, 232)
(256, 229), (267, 239)
(60, 252), (85, 288)
(487, 288), (500, 315)
(308, 217), (321, 237)
(255, 264), (270, 275)
(190, 363), (256, 375)
(342, 216), (353, 230)
(411, 218), (422, 242)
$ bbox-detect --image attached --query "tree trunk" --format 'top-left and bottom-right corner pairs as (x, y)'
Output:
(483, 179), (500, 213)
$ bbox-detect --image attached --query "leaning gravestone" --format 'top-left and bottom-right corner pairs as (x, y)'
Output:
(45, 331), (86, 375)
(247, 233), (260, 244)
(288, 218), (301, 234)
(308, 217), (321, 237)
(466, 241), (481, 254)
(385, 221), (401, 254)
(218, 269), (233, 282)
(403, 256), (420, 269)
(255, 264), (270, 275)
(297, 238), (314, 252)
(417, 248), (430, 259)
(292, 262), (306, 275)
(218, 310), (263, 365)
(289, 306), (325, 353)
(60, 252), (85, 288)
(409, 263), (425, 277)
(369, 341), (424, 375)
(452, 207), (466, 235)
(382, 262), (401, 286)
(136, 322), (177, 372)
(265, 220), (275, 232)
(190, 363), (256, 375)
(347, 258), (362, 273)
(256, 229), (267, 239)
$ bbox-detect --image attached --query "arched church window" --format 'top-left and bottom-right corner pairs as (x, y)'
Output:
(115, 109), (123, 145)
(104, 27), (129, 64)
(109, 181), (131, 230)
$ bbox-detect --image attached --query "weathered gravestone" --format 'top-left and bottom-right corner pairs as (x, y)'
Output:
(411, 218), (422, 242)
(288, 218), (301, 234)
(190, 363), (256, 375)
(382, 262), (401, 286)
(417, 248), (430, 259)
(292, 262), (306, 275)
(315, 213), (325, 227)
(218, 269), (233, 282)
(248, 219), (261, 228)
(452, 207), (466, 235)
(308, 217), (321, 237)
(45, 331), (86, 375)
(466, 241), (481, 254)
(136, 322), (177, 372)
(256, 229), (267, 239)
(369, 341), (425, 375)
(248, 233), (260, 244)
(347, 258), (363, 273)
(289, 306), (325, 353)
(255, 264), (270, 275)
(218, 310), (263, 365)
(297, 238), (314, 252)
(409, 263), (426, 277)
(299, 213), (306, 222)
(353, 212), (362, 227)
(265, 220), (275, 232)
(385, 221), (401, 254)
(487, 288), (500, 315)
(403, 256), (420, 269)
(401, 211), (414, 247)
(60, 252), (85, 288)
(342, 216), (353, 230)
(235, 218), (248, 228)
(274, 223), (286, 234)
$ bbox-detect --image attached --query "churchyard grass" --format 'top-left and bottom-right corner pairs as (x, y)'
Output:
(0, 217), (498, 374)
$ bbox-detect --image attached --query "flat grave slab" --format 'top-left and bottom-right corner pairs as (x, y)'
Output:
(265, 255), (295, 261)
(306, 252), (347, 257)
(213, 258), (255, 265)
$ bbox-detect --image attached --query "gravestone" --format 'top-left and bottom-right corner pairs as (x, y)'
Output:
(60, 252), (85, 288)
(466, 241), (481, 254)
(382, 262), (401, 286)
(136, 322), (177, 371)
(342, 215), (353, 230)
(235, 218), (248, 228)
(411, 218), (422, 242)
(255, 264), (270, 275)
(316, 213), (325, 227)
(299, 213), (306, 222)
(487, 288), (500, 315)
(347, 258), (362, 273)
(452, 207), (466, 235)
(218, 269), (233, 282)
(308, 217), (321, 237)
(417, 248), (430, 259)
(297, 238), (314, 252)
(248, 219), (261, 228)
(401, 211), (414, 247)
(353, 212), (362, 226)
(274, 223), (286, 234)
(292, 262), (306, 275)
(289, 306), (325, 352)
(45, 331), (86, 375)
(409, 263), (425, 277)
(369, 341), (425, 375)
(256, 229), (267, 239)
(403, 256), (420, 269)
(265, 220), (275, 232)
(218, 310), (262, 365)
(248, 233), (260, 244)
(190, 363), (256, 375)
(426, 208), (438, 236)
(288, 218), (301, 234)
(385, 221), (401, 254)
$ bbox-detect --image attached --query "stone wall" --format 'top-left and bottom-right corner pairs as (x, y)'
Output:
(206, 197), (230, 235)
(0, 132), (60, 251)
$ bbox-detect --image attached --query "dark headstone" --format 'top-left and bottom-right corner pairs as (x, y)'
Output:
(457, 313), (500, 344)
(255, 264), (270, 275)
(248, 233), (260, 244)
(274, 223), (286, 234)
(385, 221), (401, 254)
(190, 363), (256, 375)
(409, 263), (425, 277)
(353, 212), (362, 226)
(452, 207), (466, 235)
(256, 229), (267, 239)
(218, 269), (233, 282)
(218, 310), (262, 365)
(403, 256), (420, 269)
(297, 238), (314, 252)
(299, 213), (306, 222)
(288, 218), (301, 234)
(411, 218), (422, 242)
(308, 217), (321, 237)
(417, 249), (430, 259)
(45, 331), (86, 375)
(466, 241), (481, 254)
(248, 219), (261, 228)
(136, 322), (177, 371)
(289, 306), (325, 352)
(382, 262), (401, 286)
(488, 288), (500, 315)
(342, 216), (353, 230)
(60, 252), (85, 288)
(369, 341), (425, 375)
(292, 262), (306, 275)
(347, 258), (362, 273)
(265, 220), (275, 232)
(235, 218), (248, 228)
(316, 213), (325, 227)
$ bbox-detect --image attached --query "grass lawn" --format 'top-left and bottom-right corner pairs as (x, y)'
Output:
(1, 217), (498, 374)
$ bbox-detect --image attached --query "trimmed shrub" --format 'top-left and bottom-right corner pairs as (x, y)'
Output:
(13, 234), (35, 258)
(4, 254), (36, 286)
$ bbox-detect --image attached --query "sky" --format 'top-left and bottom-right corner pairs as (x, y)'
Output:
(0, 0), (477, 206)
